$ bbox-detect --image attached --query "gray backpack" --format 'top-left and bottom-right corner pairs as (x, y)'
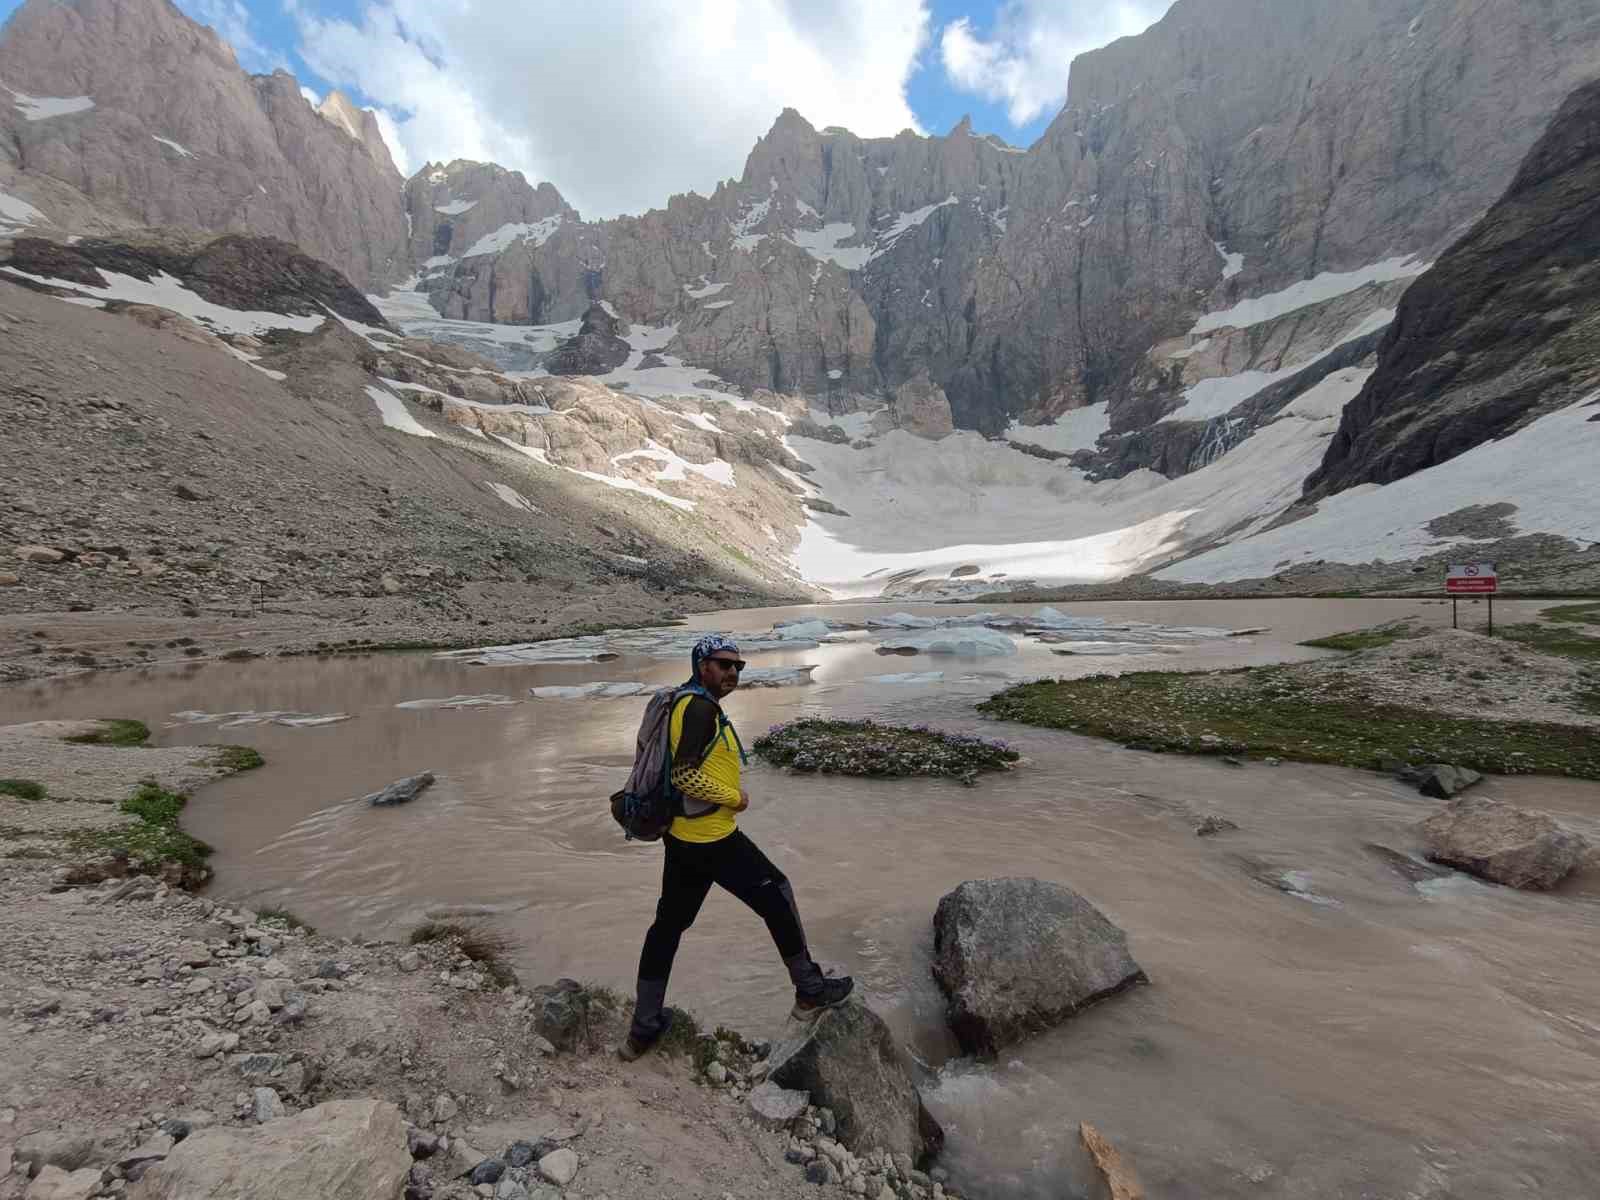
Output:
(610, 684), (740, 841)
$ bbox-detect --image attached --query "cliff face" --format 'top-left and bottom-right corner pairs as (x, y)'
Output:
(0, 0), (411, 289)
(414, 0), (1600, 437)
(1306, 78), (1600, 499)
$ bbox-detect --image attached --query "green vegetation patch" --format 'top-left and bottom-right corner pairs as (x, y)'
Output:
(753, 719), (1020, 782)
(64, 718), (151, 747)
(1500, 622), (1600, 663)
(211, 745), (265, 772)
(1541, 601), (1600, 627)
(1300, 621), (1426, 652)
(0, 778), (46, 801)
(978, 669), (1600, 780)
(63, 781), (213, 886)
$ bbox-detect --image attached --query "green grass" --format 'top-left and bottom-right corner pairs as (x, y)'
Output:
(63, 719), (150, 747)
(1300, 621), (1425, 652)
(0, 779), (46, 801)
(211, 745), (265, 772)
(1541, 601), (1600, 626)
(978, 669), (1600, 780)
(753, 719), (1020, 782)
(62, 781), (213, 886)
(1500, 622), (1600, 663)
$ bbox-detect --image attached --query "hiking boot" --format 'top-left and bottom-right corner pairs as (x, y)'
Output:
(791, 975), (854, 1021)
(617, 1006), (674, 1062)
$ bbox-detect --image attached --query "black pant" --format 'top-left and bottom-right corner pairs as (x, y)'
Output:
(636, 829), (810, 987)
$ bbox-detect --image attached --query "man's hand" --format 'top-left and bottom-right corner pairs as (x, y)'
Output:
(732, 788), (750, 813)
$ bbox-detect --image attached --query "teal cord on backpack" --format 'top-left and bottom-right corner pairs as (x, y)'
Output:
(610, 683), (746, 842)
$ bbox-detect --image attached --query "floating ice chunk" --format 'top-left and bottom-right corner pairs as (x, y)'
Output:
(395, 694), (520, 709)
(876, 627), (1017, 657)
(273, 714), (355, 727)
(739, 665), (818, 688)
(866, 671), (946, 684)
(770, 619), (833, 640)
(528, 682), (611, 699)
(167, 710), (352, 727)
(866, 612), (939, 629)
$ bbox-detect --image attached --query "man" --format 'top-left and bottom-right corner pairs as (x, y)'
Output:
(619, 633), (853, 1060)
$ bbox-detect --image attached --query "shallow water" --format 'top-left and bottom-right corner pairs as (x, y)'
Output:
(4, 597), (1598, 1197)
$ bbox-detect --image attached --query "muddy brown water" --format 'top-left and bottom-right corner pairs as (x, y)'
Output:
(4, 598), (1598, 1197)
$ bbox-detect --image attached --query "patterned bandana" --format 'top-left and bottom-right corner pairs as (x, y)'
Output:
(690, 633), (742, 680)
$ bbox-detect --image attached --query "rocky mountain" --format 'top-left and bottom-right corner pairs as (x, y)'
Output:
(1306, 77), (1600, 498)
(418, 0), (1600, 439)
(0, 0), (410, 289)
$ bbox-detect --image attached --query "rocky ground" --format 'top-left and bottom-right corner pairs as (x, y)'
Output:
(0, 277), (812, 686)
(0, 728), (962, 1200)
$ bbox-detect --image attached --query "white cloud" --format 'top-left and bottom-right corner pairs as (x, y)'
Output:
(940, 1), (1171, 127)
(299, 85), (321, 107)
(366, 105), (409, 175)
(289, 0), (930, 218)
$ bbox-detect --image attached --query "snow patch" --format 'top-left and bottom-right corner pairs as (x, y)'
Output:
(1158, 393), (1600, 583)
(0, 188), (48, 233)
(485, 481), (539, 512)
(434, 199), (478, 215)
(789, 222), (872, 270)
(367, 386), (438, 439)
(612, 441), (736, 488)
(873, 195), (958, 259)
(684, 280), (729, 299)
(151, 135), (195, 158)
(7, 85), (94, 120)
(1192, 256), (1428, 334)
(1007, 403), (1111, 454)
(0, 267), (326, 335)
(1214, 241), (1244, 279)
(464, 216), (563, 257)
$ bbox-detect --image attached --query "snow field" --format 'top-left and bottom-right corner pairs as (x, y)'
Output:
(0, 266), (326, 336)
(1191, 255), (1427, 334)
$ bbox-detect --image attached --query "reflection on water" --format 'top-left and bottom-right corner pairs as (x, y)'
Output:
(4, 598), (1598, 1197)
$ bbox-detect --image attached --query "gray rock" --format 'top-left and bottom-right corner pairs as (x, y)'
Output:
(431, 1095), (458, 1125)
(251, 1088), (282, 1124)
(747, 1081), (809, 1128)
(1196, 816), (1239, 837)
(767, 1001), (942, 1167)
(1419, 796), (1589, 890)
(1415, 765), (1484, 801)
(536, 1147), (578, 1187)
(398, 951), (422, 973)
(125, 1099), (409, 1200)
(236, 1053), (282, 1080)
(468, 1159), (505, 1186)
(20, 1164), (101, 1200)
(528, 979), (589, 1051)
(365, 773), (436, 807)
(931, 878), (1147, 1056)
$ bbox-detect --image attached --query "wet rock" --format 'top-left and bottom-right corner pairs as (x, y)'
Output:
(1419, 796), (1588, 889)
(767, 1001), (942, 1167)
(1413, 764), (1483, 800)
(365, 773), (436, 807)
(126, 1099), (409, 1200)
(1195, 816), (1239, 837)
(1362, 844), (1453, 885)
(536, 1147), (578, 1187)
(747, 1081), (809, 1128)
(932, 877), (1147, 1056)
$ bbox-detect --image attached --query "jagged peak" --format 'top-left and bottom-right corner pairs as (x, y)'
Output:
(949, 114), (973, 136)
(316, 90), (365, 142)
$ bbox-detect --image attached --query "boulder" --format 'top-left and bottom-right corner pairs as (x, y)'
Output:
(1419, 797), (1588, 890)
(536, 1147), (578, 1187)
(892, 374), (955, 440)
(1413, 764), (1483, 800)
(23, 1165), (101, 1200)
(127, 1098), (409, 1200)
(365, 773), (436, 807)
(766, 1001), (943, 1167)
(747, 1081), (809, 1129)
(544, 304), (630, 377)
(931, 878), (1147, 1056)
(528, 979), (591, 1051)
(13, 1130), (101, 1176)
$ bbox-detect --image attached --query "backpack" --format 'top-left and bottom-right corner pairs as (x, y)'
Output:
(610, 683), (747, 842)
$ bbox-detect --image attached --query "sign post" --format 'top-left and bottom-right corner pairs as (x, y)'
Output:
(1445, 563), (1498, 634)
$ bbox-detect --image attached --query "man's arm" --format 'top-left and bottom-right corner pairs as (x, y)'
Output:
(670, 696), (742, 808)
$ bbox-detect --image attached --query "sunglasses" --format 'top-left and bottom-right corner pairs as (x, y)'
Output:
(706, 657), (747, 671)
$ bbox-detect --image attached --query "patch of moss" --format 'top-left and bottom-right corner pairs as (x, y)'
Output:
(211, 745), (265, 772)
(1300, 621), (1425, 652)
(753, 719), (1020, 782)
(0, 778), (46, 801)
(64, 719), (151, 747)
(978, 669), (1600, 780)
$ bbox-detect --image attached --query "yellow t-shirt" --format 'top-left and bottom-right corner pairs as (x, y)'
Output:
(667, 692), (741, 843)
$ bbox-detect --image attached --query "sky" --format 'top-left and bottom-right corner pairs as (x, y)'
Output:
(0, 0), (1172, 218)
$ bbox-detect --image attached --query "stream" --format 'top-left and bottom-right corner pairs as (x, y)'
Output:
(4, 598), (1597, 1198)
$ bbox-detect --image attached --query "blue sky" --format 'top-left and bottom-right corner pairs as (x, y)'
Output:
(0, 0), (1170, 216)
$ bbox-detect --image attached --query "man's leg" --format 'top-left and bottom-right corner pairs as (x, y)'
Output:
(705, 831), (851, 1008)
(628, 835), (713, 1045)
